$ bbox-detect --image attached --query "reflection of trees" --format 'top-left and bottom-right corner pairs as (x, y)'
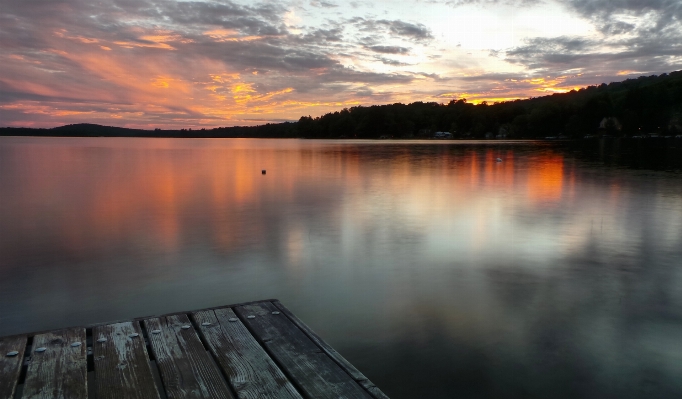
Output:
(2, 140), (681, 398)
(478, 168), (682, 399)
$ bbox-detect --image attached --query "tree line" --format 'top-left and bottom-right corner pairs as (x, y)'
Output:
(2, 70), (681, 139)
(293, 70), (682, 139)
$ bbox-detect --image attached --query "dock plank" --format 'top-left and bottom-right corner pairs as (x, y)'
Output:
(235, 302), (372, 399)
(22, 328), (87, 399)
(272, 301), (390, 399)
(143, 314), (233, 399)
(0, 335), (27, 399)
(192, 308), (303, 399)
(93, 321), (161, 399)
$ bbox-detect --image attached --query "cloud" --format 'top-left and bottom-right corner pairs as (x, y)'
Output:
(1, 0), (431, 127)
(310, 0), (338, 8)
(296, 27), (345, 44)
(505, 36), (595, 68)
(504, 29), (682, 75)
(562, 0), (682, 36)
(375, 57), (411, 66)
(365, 45), (411, 54)
(1, 0), (681, 128)
(351, 18), (434, 43)
(599, 21), (636, 36)
(380, 20), (433, 42)
(497, 0), (682, 79)
(423, 0), (544, 7)
(565, 0), (682, 23)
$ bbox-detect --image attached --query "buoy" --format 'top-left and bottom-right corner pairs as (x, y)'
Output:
(262, 170), (266, 174)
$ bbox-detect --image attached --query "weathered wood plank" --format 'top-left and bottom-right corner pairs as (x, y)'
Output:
(93, 321), (161, 399)
(22, 328), (87, 399)
(272, 301), (390, 399)
(0, 335), (27, 399)
(235, 302), (372, 399)
(143, 314), (233, 399)
(192, 308), (302, 399)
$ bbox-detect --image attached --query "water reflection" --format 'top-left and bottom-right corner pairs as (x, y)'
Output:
(1, 138), (681, 399)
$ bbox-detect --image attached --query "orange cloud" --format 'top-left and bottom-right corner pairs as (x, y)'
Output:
(231, 83), (294, 104)
(617, 70), (643, 76)
(113, 41), (175, 50)
(203, 29), (264, 42)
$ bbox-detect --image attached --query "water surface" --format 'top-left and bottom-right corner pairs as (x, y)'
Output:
(1, 137), (681, 398)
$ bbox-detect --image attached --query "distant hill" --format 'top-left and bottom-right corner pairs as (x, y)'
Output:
(0, 122), (297, 139)
(51, 123), (148, 136)
(2, 70), (681, 139)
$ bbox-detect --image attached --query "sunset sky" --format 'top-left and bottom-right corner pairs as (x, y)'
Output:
(2, 0), (681, 128)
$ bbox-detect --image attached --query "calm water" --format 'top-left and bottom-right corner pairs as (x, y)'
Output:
(1, 137), (681, 398)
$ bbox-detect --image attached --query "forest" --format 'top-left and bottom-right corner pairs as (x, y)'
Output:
(2, 70), (682, 139)
(292, 70), (682, 139)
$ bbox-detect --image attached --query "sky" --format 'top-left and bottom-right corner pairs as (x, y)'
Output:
(1, 0), (681, 129)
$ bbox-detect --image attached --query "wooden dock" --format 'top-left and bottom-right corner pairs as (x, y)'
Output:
(0, 299), (388, 399)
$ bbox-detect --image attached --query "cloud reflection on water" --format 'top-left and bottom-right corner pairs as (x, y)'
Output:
(0, 138), (681, 399)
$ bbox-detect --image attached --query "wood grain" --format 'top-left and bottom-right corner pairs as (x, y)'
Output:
(93, 321), (161, 399)
(272, 301), (390, 399)
(235, 302), (372, 399)
(22, 328), (87, 399)
(192, 308), (302, 399)
(0, 335), (27, 399)
(143, 314), (233, 399)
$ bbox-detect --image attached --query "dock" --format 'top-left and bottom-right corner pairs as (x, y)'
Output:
(0, 299), (388, 399)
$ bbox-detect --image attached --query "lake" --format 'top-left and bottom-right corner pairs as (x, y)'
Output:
(1, 137), (681, 398)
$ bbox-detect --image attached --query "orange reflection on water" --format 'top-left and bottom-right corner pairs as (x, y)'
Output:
(0, 139), (572, 266)
(527, 155), (564, 204)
